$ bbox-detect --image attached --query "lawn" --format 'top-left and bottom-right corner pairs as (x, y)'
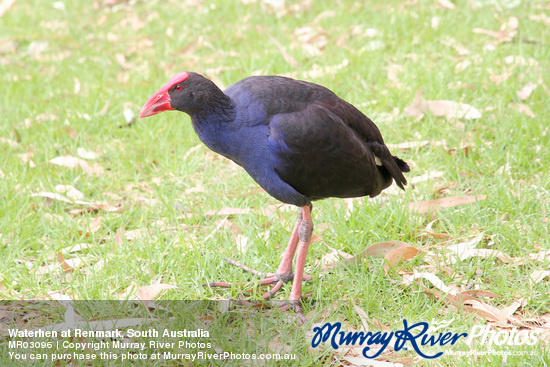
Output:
(1, 0), (549, 366)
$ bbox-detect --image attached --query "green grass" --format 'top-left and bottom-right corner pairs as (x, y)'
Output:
(1, 0), (549, 366)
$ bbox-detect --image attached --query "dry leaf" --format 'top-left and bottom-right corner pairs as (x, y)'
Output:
(447, 146), (470, 156)
(137, 284), (179, 307)
(509, 103), (535, 118)
(55, 185), (84, 200)
(437, 0), (455, 9)
(35, 262), (57, 276)
(89, 216), (102, 234)
(462, 289), (502, 299)
(114, 226), (125, 246)
(403, 271), (457, 295)
(420, 219), (450, 239)
(473, 17), (518, 43)
(293, 25), (328, 57)
(64, 243), (92, 253)
(424, 288), (523, 326)
(115, 53), (132, 69)
(353, 304), (370, 332)
(88, 201), (121, 213)
(363, 40), (386, 51)
(0, 0), (15, 17)
(0, 137), (19, 148)
(384, 245), (423, 273)
(68, 201), (121, 214)
(431, 16), (440, 29)
(504, 55), (539, 68)
(0, 281), (8, 295)
(462, 299), (509, 325)
(49, 155), (104, 176)
(387, 64), (403, 89)
(56, 253), (82, 273)
(516, 82), (537, 101)
(123, 108), (135, 125)
(496, 162), (510, 175)
(77, 147), (102, 160)
(404, 100), (481, 120)
(441, 37), (470, 56)
(500, 299), (525, 319)
(124, 228), (151, 241)
(528, 251), (550, 262)
(455, 60), (471, 73)
(32, 192), (121, 213)
(446, 234), (484, 257)
(446, 249), (512, 265)
(299, 59), (349, 79)
(530, 270), (550, 284)
(409, 195), (486, 214)
(18, 152), (36, 167)
(235, 234), (249, 253)
(529, 13), (550, 26)
(267, 341), (292, 354)
(219, 218), (241, 235)
(489, 70), (512, 85)
(326, 241), (411, 269)
(90, 259), (105, 272)
(318, 245), (353, 272)
(73, 77), (81, 94)
(57, 253), (73, 273)
(31, 192), (73, 204)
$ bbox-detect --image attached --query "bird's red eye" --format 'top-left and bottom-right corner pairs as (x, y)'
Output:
(175, 85), (182, 91)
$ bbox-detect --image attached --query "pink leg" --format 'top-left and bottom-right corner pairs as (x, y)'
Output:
(273, 208), (306, 280)
(205, 208), (312, 300)
(280, 205), (313, 321)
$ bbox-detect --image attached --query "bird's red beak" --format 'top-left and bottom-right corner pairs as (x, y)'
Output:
(139, 90), (174, 118)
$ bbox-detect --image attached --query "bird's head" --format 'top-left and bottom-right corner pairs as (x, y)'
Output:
(139, 71), (189, 118)
(139, 71), (225, 119)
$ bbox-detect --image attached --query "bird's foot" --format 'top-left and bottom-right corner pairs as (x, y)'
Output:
(266, 296), (312, 323)
(230, 294), (312, 324)
(282, 301), (307, 323)
(204, 258), (311, 300)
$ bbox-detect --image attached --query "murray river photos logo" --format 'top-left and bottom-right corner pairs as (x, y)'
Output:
(310, 319), (542, 359)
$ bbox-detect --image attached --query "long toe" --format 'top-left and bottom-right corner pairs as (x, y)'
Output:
(260, 280), (284, 300)
(208, 258), (312, 288)
(279, 300), (308, 323)
(224, 258), (277, 279)
(204, 271), (311, 290)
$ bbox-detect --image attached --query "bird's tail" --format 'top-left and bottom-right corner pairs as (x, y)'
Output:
(393, 156), (410, 173)
(369, 143), (409, 190)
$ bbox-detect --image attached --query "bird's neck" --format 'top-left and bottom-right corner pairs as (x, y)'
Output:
(188, 92), (241, 159)
(190, 92), (236, 125)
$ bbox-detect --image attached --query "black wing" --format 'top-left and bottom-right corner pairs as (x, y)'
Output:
(268, 101), (408, 200)
(228, 76), (409, 198)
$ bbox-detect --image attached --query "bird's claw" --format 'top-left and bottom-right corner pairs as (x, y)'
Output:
(274, 298), (310, 323)
(222, 257), (312, 283)
(224, 258), (277, 279)
(222, 295), (311, 324)
(204, 258), (311, 300)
